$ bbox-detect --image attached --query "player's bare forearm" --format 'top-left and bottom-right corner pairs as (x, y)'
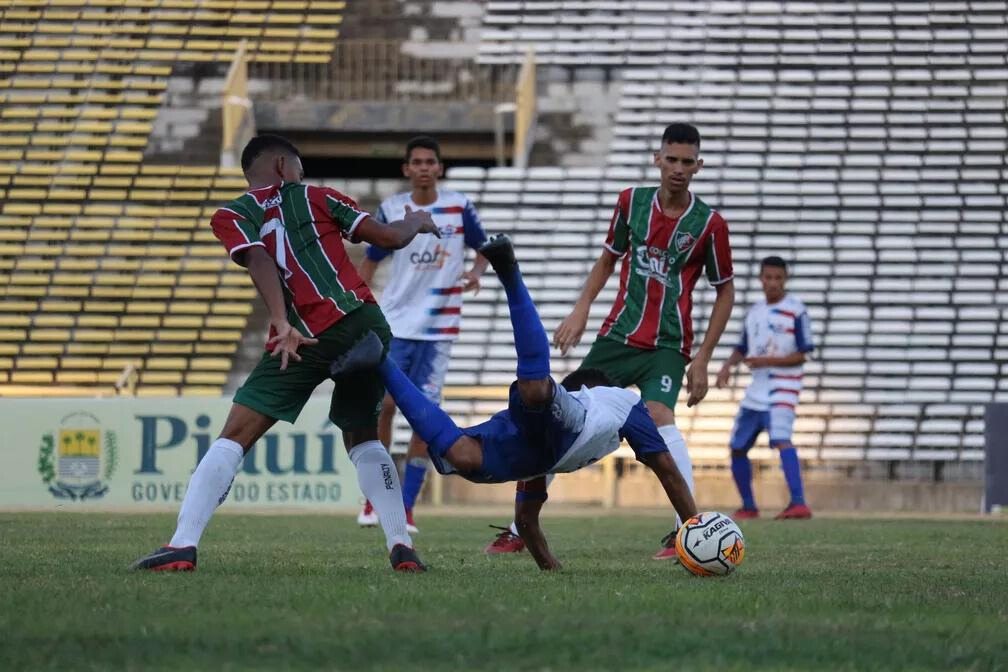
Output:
(640, 451), (697, 522)
(515, 502), (560, 570)
(695, 279), (735, 362)
(353, 209), (439, 250)
(723, 349), (745, 370)
(244, 246), (289, 328)
(359, 257), (379, 285)
(748, 352), (806, 368)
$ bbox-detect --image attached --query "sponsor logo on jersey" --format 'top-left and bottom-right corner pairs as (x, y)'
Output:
(409, 245), (452, 271)
(263, 193), (282, 209)
(37, 411), (118, 501)
(633, 245), (674, 286)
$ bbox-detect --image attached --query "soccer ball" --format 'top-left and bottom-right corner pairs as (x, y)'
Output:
(674, 512), (746, 576)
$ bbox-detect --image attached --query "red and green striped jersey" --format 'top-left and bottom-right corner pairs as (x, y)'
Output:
(599, 187), (733, 356)
(211, 181), (376, 338)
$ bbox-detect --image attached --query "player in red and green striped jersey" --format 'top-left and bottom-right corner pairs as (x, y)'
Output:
(548, 123), (735, 560)
(131, 134), (441, 574)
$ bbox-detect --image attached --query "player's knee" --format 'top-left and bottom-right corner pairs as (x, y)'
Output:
(770, 440), (793, 450)
(445, 437), (482, 473)
(517, 378), (552, 409)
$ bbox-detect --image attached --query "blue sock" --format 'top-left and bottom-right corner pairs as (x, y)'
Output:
(777, 445), (805, 505)
(402, 458), (427, 511)
(378, 358), (463, 457)
(730, 450), (756, 510)
(498, 267), (550, 380)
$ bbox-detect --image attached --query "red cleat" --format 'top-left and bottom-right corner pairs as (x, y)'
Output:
(389, 543), (427, 573)
(405, 508), (419, 535)
(652, 545), (679, 561)
(733, 507), (760, 520)
(484, 525), (525, 554)
(775, 503), (813, 520)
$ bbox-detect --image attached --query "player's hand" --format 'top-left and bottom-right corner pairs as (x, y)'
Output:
(266, 321), (319, 371)
(553, 310), (588, 355)
(404, 205), (441, 237)
(458, 270), (481, 294)
(715, 364), (732, 389)
(685, 358), (710, 407)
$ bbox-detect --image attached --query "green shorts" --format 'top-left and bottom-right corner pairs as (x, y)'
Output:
(579, 335), (687, 409)
(233, 303), (391, 431)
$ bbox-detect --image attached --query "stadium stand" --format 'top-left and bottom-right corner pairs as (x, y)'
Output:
(0, 0), (347, 395)
(419, 1), (1008, 465)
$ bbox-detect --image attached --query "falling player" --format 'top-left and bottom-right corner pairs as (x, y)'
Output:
(331, 235), (698, 570)
(357, 136), (489, 534)
(489, 123), (734, 559)
(716, 256), (814, 519)
(131, 134), (440, 573)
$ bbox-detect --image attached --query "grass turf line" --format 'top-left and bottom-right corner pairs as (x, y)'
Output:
(0, 513), (1006, 671)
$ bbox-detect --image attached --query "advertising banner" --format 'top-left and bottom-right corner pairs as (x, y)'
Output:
(2, 398), (361, 511)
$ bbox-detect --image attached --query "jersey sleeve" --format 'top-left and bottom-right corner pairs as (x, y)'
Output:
(602, 189), (632, 256)
(703, 213), (734, 285)
(210, 203), (264, 263)
(794, 310), (815, 353)
(736, 322), (749, 354)
(321, 186), (369, 239)
(364, 203), (394, 262)
(618, 401), (669, 459)
(462, 199), (488, 250)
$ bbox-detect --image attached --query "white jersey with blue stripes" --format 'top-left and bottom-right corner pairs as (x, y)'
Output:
(366, 189), (486, 341)
(737, 294), (815, 412)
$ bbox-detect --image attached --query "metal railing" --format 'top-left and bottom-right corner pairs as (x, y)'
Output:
(249, 40), (519, 103)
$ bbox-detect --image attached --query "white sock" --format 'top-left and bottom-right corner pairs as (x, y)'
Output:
(169, 438), (244, 548)
(349, 440), (412, 551)
(509, 472), (556, 535)
(658, 424), (694, 529)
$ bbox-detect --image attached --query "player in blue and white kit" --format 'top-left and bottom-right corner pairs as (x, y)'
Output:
(332, 235), (698, 569)
(358, 136), (489, 533)
(715, 256), (814, 520)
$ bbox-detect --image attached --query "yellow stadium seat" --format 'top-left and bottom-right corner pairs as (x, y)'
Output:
(140, 371), (184, 384)
(82, 300), (123, 312)
(49, 286), (89, 298)
(16, 356), (60, 369)
(56, 371), (99, 384)
(0, 315), (30, 328)
(162, 315), (203, 329)
(174, 287), (214, 300)
(34, 328), (71, 342)
(91, 286), (133, 299)
(61, 356), (102, 369)
(3, 203), (42, 215)
(0, 328), (29, 342)
(66, 342), (109, 355)
(77, 315), (116, 328)
(151, 343), (193, 356)
(11, 371), (54, 384)
(33, 314), (73, 328)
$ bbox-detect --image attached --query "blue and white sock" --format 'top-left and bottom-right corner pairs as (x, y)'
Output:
(402, 457), (428, 511)
(776, 444), (806, 505)
(497, 266), (550, 380)
(731, 450), (756, 510)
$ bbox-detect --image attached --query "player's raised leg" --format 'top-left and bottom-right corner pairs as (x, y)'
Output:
(769, 405), (811, 519)
(130, 404), (275, 571)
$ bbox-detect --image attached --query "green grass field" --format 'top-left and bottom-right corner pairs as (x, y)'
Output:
(1, 512), (1006, 672)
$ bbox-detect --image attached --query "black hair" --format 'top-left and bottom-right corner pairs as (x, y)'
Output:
(760, 255), (789, 273)
(241, 134), (302, 173)
(560, 368), (614, 392)
(404, 135), (442, 163)
(660, 123), (701, 149)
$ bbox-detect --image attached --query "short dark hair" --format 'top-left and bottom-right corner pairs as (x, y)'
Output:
(241, 134), (301, 173)
(661, 123), (701, 149)
(560, 368), (614, 392)
(404, 135), (442, 163)
(760, 256), (788, 273)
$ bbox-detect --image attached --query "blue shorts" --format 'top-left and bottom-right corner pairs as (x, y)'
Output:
(457, 379), (587, 483)
(387, 337), (452, 403)
(729, 406), (796, 451)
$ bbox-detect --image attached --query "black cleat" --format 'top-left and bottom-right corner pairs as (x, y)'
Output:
(130, 545), (197, 572)
(329, 330), (385, 377)
(478, 233), (517, 277)
(389, 543), (427, 573)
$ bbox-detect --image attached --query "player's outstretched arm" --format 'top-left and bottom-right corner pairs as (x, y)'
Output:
(639, 451), (698, 523)
(686, 279), (735, 406)
(242, 246), (318, 370)
(353, 205), (441, 250)
(513, 477), (561, 570)
(553, 250), (618, 355)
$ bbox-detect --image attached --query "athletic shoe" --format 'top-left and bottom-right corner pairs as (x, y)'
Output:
(733, 507), (760, 520)
(484, 525), (525, 554)
(774, 502), (813, 520)
(130, 545), (197, 571)
(405, 508), (419, 535)
(357, 500), (378, 527)
(478, 234), (517, 276)
(652, 527), (680, 561)
(330, 330), (384, 377)
(389, 543), (427, 573)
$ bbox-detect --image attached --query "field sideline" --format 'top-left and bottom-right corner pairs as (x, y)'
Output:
(1, 512), (1006, 671)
